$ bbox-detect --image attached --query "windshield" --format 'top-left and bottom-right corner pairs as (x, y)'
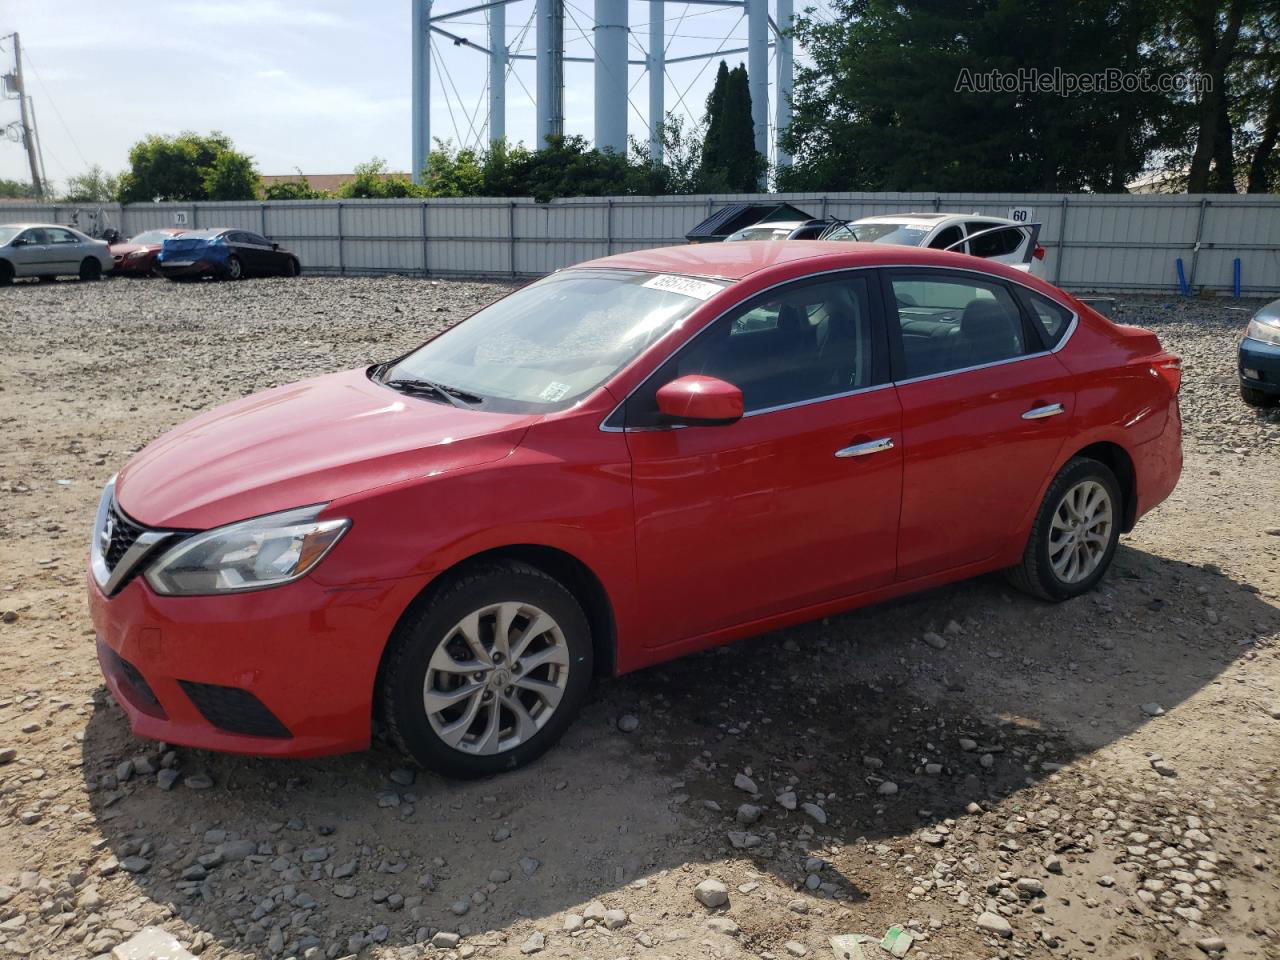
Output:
(839, 223), (931, 246)
(382, 269), (724, 413)
(129, 230), (181, 245)
(727, 225), (794, 242)
(0, 227), (21, 245)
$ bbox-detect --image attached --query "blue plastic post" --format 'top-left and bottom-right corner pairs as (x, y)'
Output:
(1176, 258), (1190, 296)
(1233, 258), (1241, 298)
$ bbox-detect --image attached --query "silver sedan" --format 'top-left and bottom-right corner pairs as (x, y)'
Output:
(0, 223), (114, 285)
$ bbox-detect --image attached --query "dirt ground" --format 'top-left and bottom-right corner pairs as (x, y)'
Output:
(0, 276), (1278, 960)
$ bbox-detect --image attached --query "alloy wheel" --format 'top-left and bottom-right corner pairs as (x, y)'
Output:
(1048, 479), (1113, 584)
(423, 601), (570, 755)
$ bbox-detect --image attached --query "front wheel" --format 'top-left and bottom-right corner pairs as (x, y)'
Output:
(1007, 457), (1121, 602)
(225, 255), (244, 280)
(0, 261), (12, 286)
(79, 258), (103, 281)
(1241, 384), (1279, 408)
(381, 561), (593, 779)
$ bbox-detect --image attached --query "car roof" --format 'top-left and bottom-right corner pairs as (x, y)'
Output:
(576, 240), (1030, 282)
(0, 222), (77, 230)
(854, 212), (1020, 227)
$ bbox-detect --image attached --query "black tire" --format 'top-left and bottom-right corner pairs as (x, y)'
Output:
(284, 257), (301, 278)
(1007, 456), (1122, 602)
(225, 255), (244, 281)
(1241, 384), (1279, 408)
(0, 260), (12, 286)
(79, 258), (102, 281)
(381, 560), (593, 779)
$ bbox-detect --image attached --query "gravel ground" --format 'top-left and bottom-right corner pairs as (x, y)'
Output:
(0, 276), (1278, 960)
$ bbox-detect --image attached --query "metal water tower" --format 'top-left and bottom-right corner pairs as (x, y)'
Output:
(410, 0), (794, 183)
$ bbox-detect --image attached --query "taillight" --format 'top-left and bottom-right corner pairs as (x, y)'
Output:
(1033, 244), (1046, 260)
(1154, 357), (1182, 395)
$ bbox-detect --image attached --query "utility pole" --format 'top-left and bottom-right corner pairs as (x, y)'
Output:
(3, 33), (45, 197)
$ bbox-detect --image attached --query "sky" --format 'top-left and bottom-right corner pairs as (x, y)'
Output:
(0, 0), (816, 188)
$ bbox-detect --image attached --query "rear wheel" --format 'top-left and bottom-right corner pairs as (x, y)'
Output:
(1241, 384), (1279, 408)
(284, 257), (300, 278)
(381, 561), (593, 779)
(79, 258), (102, 281)
(1008, 457), (1121, 602)
(225, 255), (244, 281)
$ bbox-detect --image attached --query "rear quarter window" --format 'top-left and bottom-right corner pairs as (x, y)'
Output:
(1021, 291), (1074, 348)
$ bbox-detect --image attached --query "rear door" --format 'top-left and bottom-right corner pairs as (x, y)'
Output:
(45, 227), (85, 272)
(623, 271), (903, 646)
(885, 269), (1076, 580)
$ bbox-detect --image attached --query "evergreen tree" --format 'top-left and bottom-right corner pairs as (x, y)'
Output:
(700, 61), (765, 191)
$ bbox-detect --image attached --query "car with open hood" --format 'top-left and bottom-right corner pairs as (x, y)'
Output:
(109, 228), (191, 276)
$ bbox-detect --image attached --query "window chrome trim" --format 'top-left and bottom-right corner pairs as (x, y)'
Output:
(597, 263), (1079, 433)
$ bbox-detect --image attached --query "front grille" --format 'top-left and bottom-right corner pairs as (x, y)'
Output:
(178, 681), (292, 739)
(100, 643), (167, 718)
(104, 501), (148, 572)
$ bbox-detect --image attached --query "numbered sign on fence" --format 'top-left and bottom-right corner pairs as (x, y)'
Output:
(1008, 206), (1034, 223)
(173, 211), (189, 226)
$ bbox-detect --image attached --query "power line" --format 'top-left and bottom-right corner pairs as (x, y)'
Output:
(20, 47), (90, 172)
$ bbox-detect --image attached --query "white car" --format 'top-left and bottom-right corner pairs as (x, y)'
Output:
(0, 223), (114, 285)
(822, 213), (1045, 274)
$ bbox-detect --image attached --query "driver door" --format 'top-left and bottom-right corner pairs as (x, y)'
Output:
(622, 271), (903, 648)
(9, 228), (51, 276)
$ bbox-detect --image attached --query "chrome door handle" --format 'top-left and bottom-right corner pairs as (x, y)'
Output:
(1022, 403), (1065, 420)
(835, 437), (894, 458)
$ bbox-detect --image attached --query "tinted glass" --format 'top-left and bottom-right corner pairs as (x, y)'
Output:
(891, 274), (1028, 379)
(928, 225), (963, 251)
(850, 223), (929, 245)
(130, 230), (182, 244)
(1023, 291), (1073, 347)
(46, 228), (78, 244)
(629, 275), (877, 422)
(964, 222), (1023, 257)
(384, 269), (724, 413)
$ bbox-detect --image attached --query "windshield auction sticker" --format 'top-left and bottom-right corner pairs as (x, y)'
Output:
(642, 274), (722, 301)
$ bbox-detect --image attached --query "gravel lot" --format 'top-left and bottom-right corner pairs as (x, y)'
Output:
(1, 276), (1278, 960)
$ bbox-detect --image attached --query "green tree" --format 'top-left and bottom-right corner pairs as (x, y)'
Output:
(335, 157), (424, 198)
(263, 171), (327, 200)
(117, 131), (258, 202)
(700, 62), (763, 191)
(60, 165), (121, 203)
(421, 141), (487, 197)
(203, 151), (260, 200)
(0, 178), (39, 199)
(780, 0), (1179, 193)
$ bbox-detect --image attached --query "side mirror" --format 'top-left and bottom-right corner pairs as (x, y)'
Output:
(655, 375), (743, 426)
(271, 242), (279, 250)
(10, 237), (27, 246)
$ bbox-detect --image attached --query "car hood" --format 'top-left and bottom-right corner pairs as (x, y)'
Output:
(109, 243), (157, 256)
(116, 368), (538, 529)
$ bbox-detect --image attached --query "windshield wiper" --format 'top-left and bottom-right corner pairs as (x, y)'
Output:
(383, 377), (482, 408)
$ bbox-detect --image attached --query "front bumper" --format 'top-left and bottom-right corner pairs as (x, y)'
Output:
(112, 255), (156, 275)
(1239, 336), (1280, 395)
(88, 564), (426, 757)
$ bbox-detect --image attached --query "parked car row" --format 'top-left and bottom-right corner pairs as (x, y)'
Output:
(0, 222), (301, 284)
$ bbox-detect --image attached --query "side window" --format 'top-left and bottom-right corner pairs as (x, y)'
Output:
(927, 225), (963, 251)
(244, 232), (270, 246)
(46, 228), (78, 244)
(890, 273), (1030, 379)
(965, 222), (1022, 258)
(1022, 291), (1074, 348)
(20, 228), (48, 245)
(627, 275), (878, 424)
(226, 232), (246, 245)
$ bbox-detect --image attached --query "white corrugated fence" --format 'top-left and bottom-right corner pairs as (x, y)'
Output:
(2, 191), (1278, 295)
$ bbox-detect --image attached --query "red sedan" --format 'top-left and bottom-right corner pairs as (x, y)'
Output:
(87, 242), (1182, 777)
(109, 227), (189, 276)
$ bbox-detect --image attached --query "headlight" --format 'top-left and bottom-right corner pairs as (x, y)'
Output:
(144, 505), (349, 596)
(1245, 316), (1280, 347)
